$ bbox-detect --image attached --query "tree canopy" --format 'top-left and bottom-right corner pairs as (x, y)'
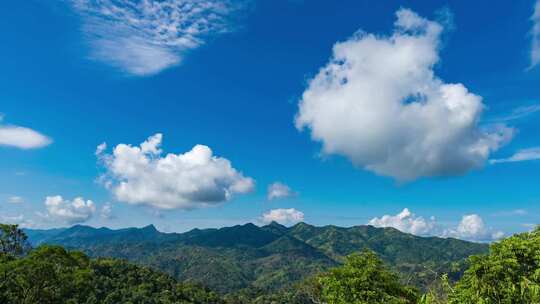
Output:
(448, 227), (540, 304)
(0, 224), (30, 256)
(0, 224), (223, 304)
(3, 223), (540, 304)
(317, 249), (419, 304)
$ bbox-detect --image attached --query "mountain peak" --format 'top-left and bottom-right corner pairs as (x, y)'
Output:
(141, 224), (158, 232)
(292, 222), (313, 229)
(241, 222), (258, 228)
(261, 221), (289, 236)
(268, 221), (286, 228)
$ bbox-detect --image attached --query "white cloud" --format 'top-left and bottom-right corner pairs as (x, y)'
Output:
(97, 133), (255, 210)
(490, 147), (540, 164)
(100, 203), (113, 219)
(7, 196), (24, 204)
(512, 209), (528, 215)
(71, 0), (246, 76)
(0, 214), (36, 228)
(522, 223), (538, 231)
(492, 209), (528, 217)
(95, 142), (107, 155)
(261, 208), (304, 225)
(491, 104), (540, 122)
(44, 195), (96, 224)
(368, 208), (437, 236)
(444, 214), (504, 242)
(0, 116), (51, 149)
(369, 209), (503, 242)
(295, 8), (513, 181)
(267, 182), (296, 201)
(149, 209), (164, 218)
(530, 0), (540, 69)
(0, 214), (24, 224)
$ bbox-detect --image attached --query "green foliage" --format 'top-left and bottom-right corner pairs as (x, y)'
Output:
(88, 257), (223, 304)
(25, 222), (487, 295)
(0, 246), (94, 303)
(8, 223), (540, 304)
(224, 276), (321, 304)
(417, 274), (451, 304)
(0, 224), (30, 256)
(0, 243), (223, 303)
(448, 227), (540, 304)
(317, 249), (419, 304)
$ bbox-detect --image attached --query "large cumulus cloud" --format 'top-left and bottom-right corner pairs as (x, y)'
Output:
(295, 8), (513, 181)
(97, 134), (255, 210)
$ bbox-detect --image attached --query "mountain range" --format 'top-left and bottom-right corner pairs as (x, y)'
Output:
(25, 222), (488, 295)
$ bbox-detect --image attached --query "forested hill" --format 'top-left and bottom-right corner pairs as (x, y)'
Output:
(25, 222), (488, 295)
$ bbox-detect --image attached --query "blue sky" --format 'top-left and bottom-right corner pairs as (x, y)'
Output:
(0, 0), (539, 242)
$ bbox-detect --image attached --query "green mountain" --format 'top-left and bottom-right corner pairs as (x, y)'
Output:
(25, 222), (488, 295)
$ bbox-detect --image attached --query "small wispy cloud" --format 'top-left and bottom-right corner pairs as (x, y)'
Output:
(522, 223), (538, 231)
(489, 104), (540, 122)
(492, 209), (528, 217)
(100, 203), (114, 219)
(7, 196), (24, 204)
(267, 182), (297, 201)
(490, 147), (540, 164)
(530, 0), (540, 69)
(71, 0), (247, 76)
(0, 214), (36, 228)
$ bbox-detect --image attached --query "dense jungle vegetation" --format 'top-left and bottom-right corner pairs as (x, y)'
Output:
(2, 223), (540, 303)
(24, 221), (487, 295)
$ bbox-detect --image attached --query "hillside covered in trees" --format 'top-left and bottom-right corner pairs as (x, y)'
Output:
(3, 223), (540, 303)
(25, 222), (487, 295)
(0, 224), (222, 304)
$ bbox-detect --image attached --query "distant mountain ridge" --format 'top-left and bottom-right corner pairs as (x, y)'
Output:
(26, 224), (164, 246)
(25, 222), (488, 294)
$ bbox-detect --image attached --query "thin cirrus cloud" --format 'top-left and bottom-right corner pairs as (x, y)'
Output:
(530, 0), (540, 69)
(490, 147), (540, 164)
(7, 196), (24, 204)
(261, 208), (304, 226)
(0, 214), (24, 224)
(267, 182), (297, 201)
(0, 115), (52, 149)
(0, 214), (36, 228)
(489, 104), (540, 122)
(493, 209), (528, 217)
(295, 8), (514, 182)
(71, 0), (248, 76)
(97, 133), (255, 210)
(369, 208), (504, 242)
